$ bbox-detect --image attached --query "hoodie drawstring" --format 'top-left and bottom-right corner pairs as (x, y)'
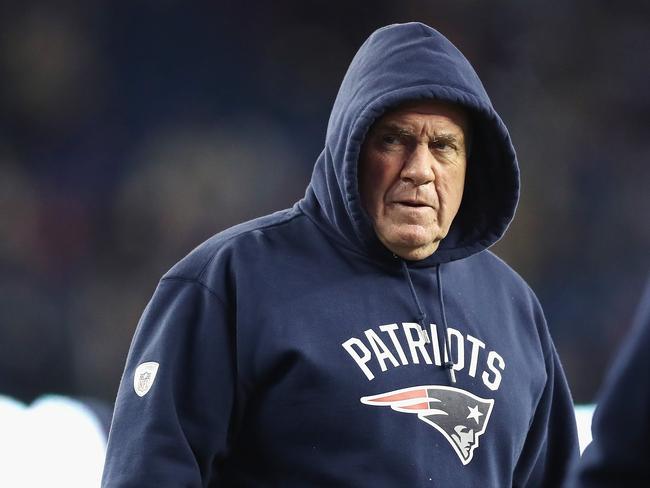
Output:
(436, 264), (456, 382)
(400, 260), (456, 384)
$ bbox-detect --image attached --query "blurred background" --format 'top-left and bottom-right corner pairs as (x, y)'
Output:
(0, 0), (648, 450)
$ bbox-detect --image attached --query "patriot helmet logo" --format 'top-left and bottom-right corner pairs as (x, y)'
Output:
(361, 385), (494, 465)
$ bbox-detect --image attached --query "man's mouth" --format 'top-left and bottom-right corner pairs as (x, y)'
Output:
(394, 200), (431, 208)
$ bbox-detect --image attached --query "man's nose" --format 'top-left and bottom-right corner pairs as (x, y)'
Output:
(400, 144), (435, 185)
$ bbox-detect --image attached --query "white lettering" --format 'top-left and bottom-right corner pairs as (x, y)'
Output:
(402, 323), (433, 365)
(429, 323), (442, 366)
(343, 321), (506, 389)
(379, 323), (408, 365)
(364, 329), (399, 372)
(483, 350), (506, 391)
(447, 327), (465, 373)
(466, 334), (486, 378)
(342, 338), (375, 380)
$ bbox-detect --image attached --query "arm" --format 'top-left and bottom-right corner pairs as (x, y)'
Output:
(513, 313), (580, 487)
(101, 277), (237, 487)
(572, 277), (650, 487)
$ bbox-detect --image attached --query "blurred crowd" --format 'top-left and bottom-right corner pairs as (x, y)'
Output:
(0, 0), (648, 407)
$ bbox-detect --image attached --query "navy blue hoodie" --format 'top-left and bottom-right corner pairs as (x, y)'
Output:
(102, 22), (579, 487)
(569, 275), (650, 487)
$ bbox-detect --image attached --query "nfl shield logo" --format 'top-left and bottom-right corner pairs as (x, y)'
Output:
(133, 362), (159, 397)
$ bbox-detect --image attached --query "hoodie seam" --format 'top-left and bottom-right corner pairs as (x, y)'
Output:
(160, 276), (228, 308)
(195, 212), (305, 281)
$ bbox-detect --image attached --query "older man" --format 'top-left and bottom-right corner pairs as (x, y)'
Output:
(102, 22), (579, 487)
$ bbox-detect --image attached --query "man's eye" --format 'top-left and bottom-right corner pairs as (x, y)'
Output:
(381, 135), (400, 145)
(431, 140), (456, 151)
(381, 134), (403, 146)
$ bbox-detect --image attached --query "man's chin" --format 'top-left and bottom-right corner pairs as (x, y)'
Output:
(374, 223), (446, 260)
(396, 244), (440, 261)
(382, 235), (441, 260)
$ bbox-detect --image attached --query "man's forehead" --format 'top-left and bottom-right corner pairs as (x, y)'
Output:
(376, 99), (469, 133)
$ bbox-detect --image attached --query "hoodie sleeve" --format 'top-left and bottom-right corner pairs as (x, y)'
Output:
(101, 277), (236, 487)
(513, 313), (580, 487)
(571, 277), (650, 487)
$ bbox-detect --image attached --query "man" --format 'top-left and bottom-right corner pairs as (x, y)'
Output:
(102, 22), (579, 486)
(570, 276), (650, 486)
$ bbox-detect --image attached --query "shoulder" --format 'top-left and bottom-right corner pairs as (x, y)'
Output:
(163, 205), (308, 282)
(451, 250), (552, 349)
(455, 250), (539, 301)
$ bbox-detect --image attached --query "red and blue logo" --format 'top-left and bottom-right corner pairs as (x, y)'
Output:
(361, 385), (494, 465)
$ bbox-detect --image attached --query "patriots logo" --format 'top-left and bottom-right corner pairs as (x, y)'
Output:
(361, 385), (494, 465)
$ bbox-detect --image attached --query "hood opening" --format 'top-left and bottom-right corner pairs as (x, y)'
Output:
(300, 22), (520, 268)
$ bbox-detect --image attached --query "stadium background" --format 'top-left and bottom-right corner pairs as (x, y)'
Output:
(0, 1), (648, 484)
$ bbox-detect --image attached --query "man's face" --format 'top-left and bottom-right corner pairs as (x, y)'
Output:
(358, 100), (469, 260)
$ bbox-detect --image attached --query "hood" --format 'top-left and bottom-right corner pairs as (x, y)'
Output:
(300, 22), (520, 267)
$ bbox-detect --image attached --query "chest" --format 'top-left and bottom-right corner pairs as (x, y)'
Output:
(231, 267), (547, 470)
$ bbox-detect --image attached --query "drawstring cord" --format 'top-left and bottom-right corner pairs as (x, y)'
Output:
(400, 260), (430, 344)
(436, 264), (456, 383)
(400, 259), (456, 384)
